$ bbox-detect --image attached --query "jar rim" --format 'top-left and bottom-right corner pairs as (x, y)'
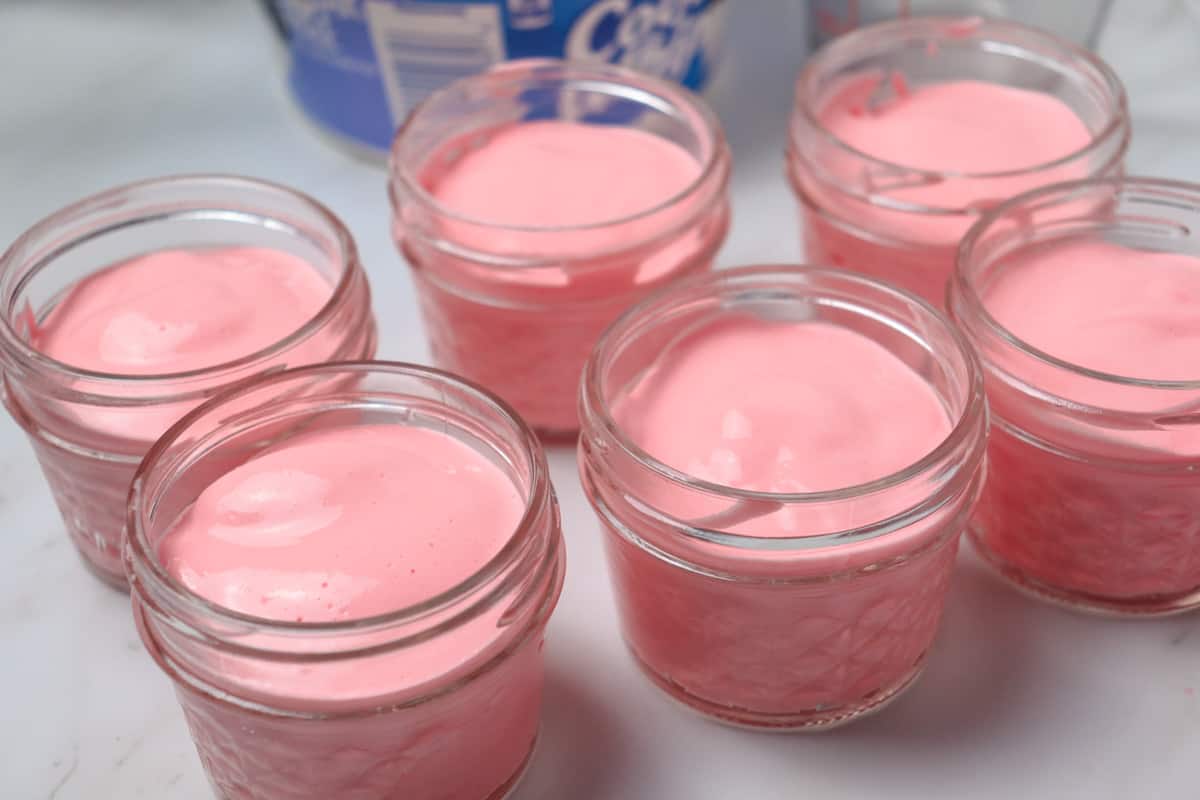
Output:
(792, 16), (1129, 188)
(581, 265), (987, 514)
(388, 57), (729, 236)
(0, 174), (363, 390)
(952, 174), (1200, 392)
(124, 360), (557, 647)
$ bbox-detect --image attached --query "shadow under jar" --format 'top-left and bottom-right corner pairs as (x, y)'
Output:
(578, 266), (987, 729)
(787, 16), (1128, 308)
(0, 176), (376, 587)
(390, 58), (731, 439)
(949, 177), (1200, 616)
(125, 362), (566, 800)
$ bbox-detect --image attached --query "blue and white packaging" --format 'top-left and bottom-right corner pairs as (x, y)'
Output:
(267, 0), (727, 154)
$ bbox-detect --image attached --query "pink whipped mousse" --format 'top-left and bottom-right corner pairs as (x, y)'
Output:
(413, 120), (711, 435)
(159, 423), (545, 799)
(972, 239), (1200, 603)
(433, 122), (700, 237)
(39, 247), (330, 376)
(603, 314), (962, 723)
(799, 78), (1094, 305)
(824, 79), (1092, 178)
(34, 247), (332, 441)
(617, 317), (950, 493)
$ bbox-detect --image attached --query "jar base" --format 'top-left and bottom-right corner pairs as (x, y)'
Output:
(534, 426), (580, 446)
(76, 548), (129, 592)
(203, 728), (539, 800)
(627, 644), (923, 731)
(968, 528), (1200, 618)
(494, 730), (538, 800)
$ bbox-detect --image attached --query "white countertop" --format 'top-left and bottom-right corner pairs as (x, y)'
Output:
(3, 2), (1200, 798)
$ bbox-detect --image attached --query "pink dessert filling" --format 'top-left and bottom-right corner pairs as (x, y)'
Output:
(974, 239), (1200, 602)
(433, 121), (700, 235)
(414, 120), (709, 434)
(34, 246), (332, 440)
(617, 317), (949, 492)
(39, 247), (330, 376)
(823, 80), (1092, 177)
(603, 314), (963, 722)
(801, 78), (1093, 305)
(158, 423), (545, 799)
(985, 240), (1200, 386)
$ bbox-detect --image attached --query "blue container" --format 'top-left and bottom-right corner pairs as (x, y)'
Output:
(267, 0), (727, 155)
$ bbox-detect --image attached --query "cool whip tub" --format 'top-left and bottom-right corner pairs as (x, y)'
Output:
(126, 362), (566, 800)
(267, 0), (728, 155)
(0, 176), (377, 587)
(579, 266), (987, 728)
(950, 177), (1200, 615)
(787, 16), (1128, 307)
(390, 59), (730, 437)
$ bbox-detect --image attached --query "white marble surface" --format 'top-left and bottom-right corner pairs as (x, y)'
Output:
(2, 2), (1200, 798)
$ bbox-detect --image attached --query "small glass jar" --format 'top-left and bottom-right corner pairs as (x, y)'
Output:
(389, 58), (731, 439)
(126, 362), (566, 800)
(0, 175), (377, 587)
(949, 177), (1200, 616)
(787, 16), (1129, 307)
(578, 266), (987, 729)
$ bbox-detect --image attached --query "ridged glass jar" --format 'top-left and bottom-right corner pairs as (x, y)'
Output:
(0, 175), (376, 586)
(126, 362), (567, 799)
(390, 58), (731, 438)
(579, 266), (987, 728)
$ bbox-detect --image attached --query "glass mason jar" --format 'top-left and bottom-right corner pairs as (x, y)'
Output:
(126, 362), (566, 800)
(578, 266), (987, 729)
(390, 58), (731, 439)
(0, 175), (377, 588)
(950, 177), (1200, 616)
(787, 16), (1129, 308)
